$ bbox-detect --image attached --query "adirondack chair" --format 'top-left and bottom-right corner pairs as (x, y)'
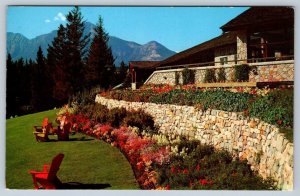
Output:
(29, 153), (64, 189)
(56, 115), (72, 141)
(57, 122), (71, 141)
(33, 118), (52, 142)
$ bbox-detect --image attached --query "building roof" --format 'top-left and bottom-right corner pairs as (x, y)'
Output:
(157, 32), (237, 67)
(129, 61), (160, 69)
(221, 7), (294, 32)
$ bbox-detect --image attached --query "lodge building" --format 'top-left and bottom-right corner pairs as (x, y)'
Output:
(129, 7), (294, 86)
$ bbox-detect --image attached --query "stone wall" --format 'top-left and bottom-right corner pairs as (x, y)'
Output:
(145, 60), (294, 85)
(95, 95), (293, 190)
(249, 62), (294, 82)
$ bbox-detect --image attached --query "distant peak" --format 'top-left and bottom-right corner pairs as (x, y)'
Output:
(147, 41), (160, 45)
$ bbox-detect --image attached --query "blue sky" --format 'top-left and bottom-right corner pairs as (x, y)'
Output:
(7, 6), (248, 52)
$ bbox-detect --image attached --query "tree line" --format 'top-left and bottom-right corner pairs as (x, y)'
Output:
(6, 6), (129, 118)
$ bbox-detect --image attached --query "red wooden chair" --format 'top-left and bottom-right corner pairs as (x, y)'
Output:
(57, 122), (72, 141)
(33, 118), (59, 142)
(29, 153), (64, 189)
(33, 118), (51, 142)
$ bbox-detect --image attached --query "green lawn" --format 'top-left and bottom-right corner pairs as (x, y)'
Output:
(6, 109), (139, 190)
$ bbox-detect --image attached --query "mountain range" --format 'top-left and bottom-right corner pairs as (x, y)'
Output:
(7, 22), (176, 66)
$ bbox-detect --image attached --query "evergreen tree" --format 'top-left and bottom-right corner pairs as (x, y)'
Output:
(20, 58), (33, 113)
(65, 6), (89, 93)
(85, 16), (115, 89)
(15, 58), (25, 113)
(6, 53), (17, 118)
(47, 24), (70, 105)
(31, 46), (46, 111)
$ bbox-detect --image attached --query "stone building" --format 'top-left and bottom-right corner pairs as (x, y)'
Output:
(144, 7), (294, 85)
(157, 7), (294, 69)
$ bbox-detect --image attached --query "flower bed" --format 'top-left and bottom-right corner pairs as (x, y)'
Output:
(55, 103), (276, 190)
(101, 85), (293, 139)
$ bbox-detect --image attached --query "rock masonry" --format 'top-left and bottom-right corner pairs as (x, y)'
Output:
(95, 95), (293, 190)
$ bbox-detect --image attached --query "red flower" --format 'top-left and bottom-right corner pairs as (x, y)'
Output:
(277, 120), (283, 125)
(136, 162), (144, 171)
(170, 166), (176, 174)
(243, 109), (249, 116)
(199, 179), (208, 186)
(165, 184), (170, 190)
(250, 89), (257, 95)
(196, 164), (200, 171)
(183, 168), (189, 174)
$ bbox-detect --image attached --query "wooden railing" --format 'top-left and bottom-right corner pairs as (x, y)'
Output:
(156, 55), (294, 70)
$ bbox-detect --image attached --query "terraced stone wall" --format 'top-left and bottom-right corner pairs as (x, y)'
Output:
(95, 95), (293, 190)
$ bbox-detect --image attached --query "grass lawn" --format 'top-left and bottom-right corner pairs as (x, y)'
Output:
(6, 109), (139, 190)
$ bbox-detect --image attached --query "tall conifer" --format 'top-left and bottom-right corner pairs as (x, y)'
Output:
(85, 16), (115, 89)
(65, 6), (89, 93)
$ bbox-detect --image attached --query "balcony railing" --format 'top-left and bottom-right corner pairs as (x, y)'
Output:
(156, 55), (294, 70)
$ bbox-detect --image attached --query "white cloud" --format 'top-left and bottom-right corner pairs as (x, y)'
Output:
(45, 19), (51, 23)
(54, 12), (66, 21)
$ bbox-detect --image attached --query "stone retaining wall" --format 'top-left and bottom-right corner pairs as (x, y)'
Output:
(249, 62), (294, 82)
(95, 95), (293, 190)
(146, 60), (294, 85)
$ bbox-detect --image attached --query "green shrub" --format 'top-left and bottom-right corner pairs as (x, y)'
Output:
(217, 68), (226, 82)
(197, 90), (253, 112)
(122, 109), (155, 132)
(249, 89), (293, 128)
(155, 140), (275, 190)
(107, 107), (128, 127)
(182, 68), (195, 85)
(104, 88), (293, 134)
(75, 102), (156, 132)
(204, 69), (216, 83)
(234, 64), (250, 82)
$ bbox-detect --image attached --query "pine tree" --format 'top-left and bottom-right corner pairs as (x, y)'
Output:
(20, 58), (33, 112)
(85, 16), (115, 89)
(47, 24), (70, 105)
(31, 46), (46, 111)
(65, 6), (89, 93)
(6, 53), (17, 118)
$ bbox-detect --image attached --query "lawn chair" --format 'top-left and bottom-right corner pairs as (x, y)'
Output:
(33, 118), (51, 142)
(33, 118), (58, 142)
(29, 153), (64, 189)
(57, 122), (71, 141)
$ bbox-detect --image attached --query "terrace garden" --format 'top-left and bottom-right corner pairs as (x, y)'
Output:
(6, 82), (293, 190)
(102, 84), (293, 142)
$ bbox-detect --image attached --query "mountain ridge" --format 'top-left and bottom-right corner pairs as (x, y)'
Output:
(7, 22), (176, 66)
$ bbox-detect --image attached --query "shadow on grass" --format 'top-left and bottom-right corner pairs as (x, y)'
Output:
(60, 182), (111, 189)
